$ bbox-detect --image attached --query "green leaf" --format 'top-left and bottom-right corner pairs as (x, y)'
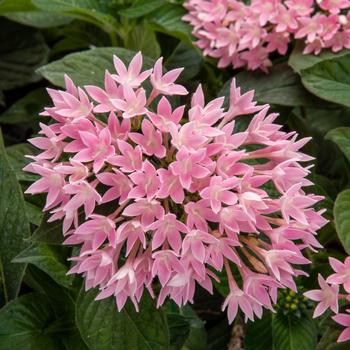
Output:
(4, 12), (71, 28)
(334, 189), (350, 254)
(37, 47), (155, 88)
(0, 88), (50, 124)
(32, 0), (119, 33)
(125, 23), (161, 59)
(13, 244), (73, 288)
(0, 292), (65, 350)
(180, 306), (206, 350)
(317, 325), (350, 349)
(0, 0), (35, 12)
(25, 201), (43, 226)
(165, 42), (202, 82)
(30, 214), (65, 245)
(301, 55), (350, 107)
(0, 130), (30, 301)
(289, 42), (350, 74)
(119, 0), (166, 18)
(52, 21), (110, 55)
(23, 266), (88, 349)
(245, 312), (273, 350)
(220, 63), (323, 107)
(167, 312), (190, 349)
(272, 313), (317, 350)
(148, 3), (193, 45)
(326, 127), (350, 163)
(5, 143), (38, 182)
(0, 18), (49, 91)
(0, 91), (4, 107)
(76, 288), (170, 350)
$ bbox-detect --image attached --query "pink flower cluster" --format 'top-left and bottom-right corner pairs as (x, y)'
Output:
(305, 257), (350, 342)
(25, 52), (326, 323)
(183, 0), (350, 71)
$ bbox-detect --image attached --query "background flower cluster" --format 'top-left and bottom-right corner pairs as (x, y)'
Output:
(184, 0), (350, 71)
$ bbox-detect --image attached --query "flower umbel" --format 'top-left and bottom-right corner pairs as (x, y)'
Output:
(183, 0), (350, 71)
(25, 52), (325, 324)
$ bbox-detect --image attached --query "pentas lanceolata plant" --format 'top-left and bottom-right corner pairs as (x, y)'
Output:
(24, 52), (327, 323)
(305, 257), (350, 342)
(183, 0), (350, 71)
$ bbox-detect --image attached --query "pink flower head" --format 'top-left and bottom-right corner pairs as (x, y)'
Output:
(25, 52), (325, 325)
(183, 0), (350, 71)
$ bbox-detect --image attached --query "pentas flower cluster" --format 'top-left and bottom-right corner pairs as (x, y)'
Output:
(25, 52), (326, 323)
(305, 257), (350, 342)
(183, 0), (350, 71)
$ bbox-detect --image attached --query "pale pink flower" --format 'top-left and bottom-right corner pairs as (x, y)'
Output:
(54, 160), (89, 183)
(222, 285), (255, 323)
(107, 112), (130, 141)
(185, 199), (219, 231)
(327, 257), (350, 292)
(280, 183), (320, 225)
(123, 199), (164, 228)
(111, 86), (147, 119)
(112, 51), (152, 88)
(28, 122), (66, 161)
(68, 246), (116, 289)
(73, 214), (116, 249)
(182, 230), (218, 263)
(147, 96), (184, 132)
(85, 71), (123, 113)
(96, 169), (132, 204)
(129, 119), (166, 158)
(116, 220), (146, 256)
(157, 168), (185, 204)
(152, 250), (184, 286)
(149, 213), (188, 253)
(128, 160), (160, 200)
(63, 181), (101, 217)
(108, 140), (142, 172)
(200, 176), (238, 213)
(286, 0), (314, 16)
(332, 312), (350, 342)
(73, 128), (114, 173)
(25, 164), (66, 209)
(150, 58), (188, 95)
(55, 88), (93, 120)
(304, 274), (339, 317)
(170, 148), (211, 189)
